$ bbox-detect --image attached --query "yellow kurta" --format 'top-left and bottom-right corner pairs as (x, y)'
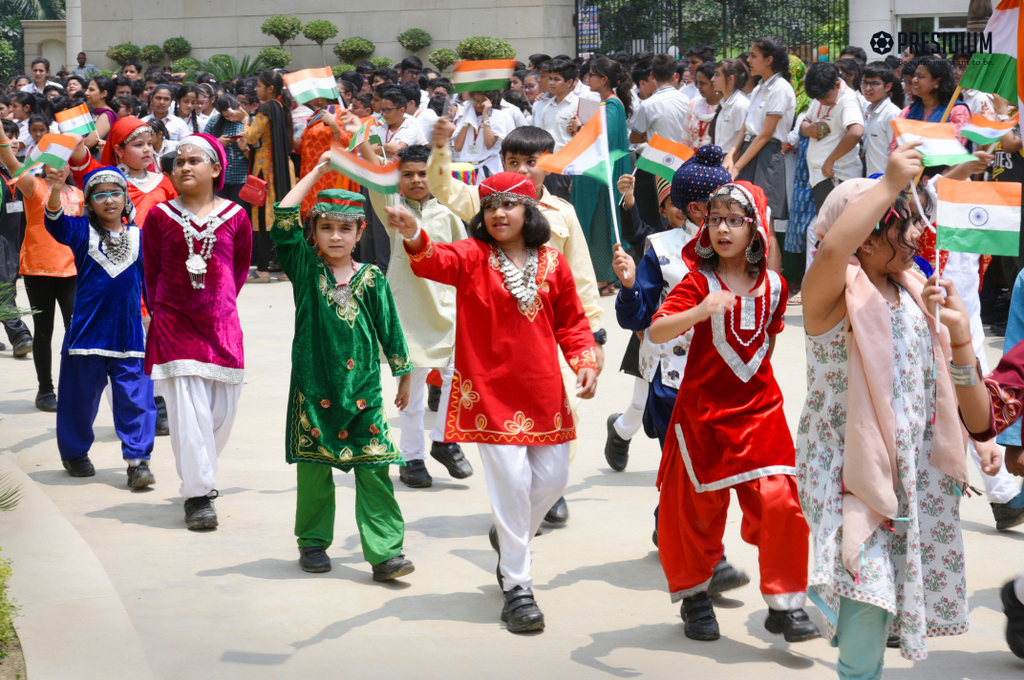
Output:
(368, 192), (466, 369)
(244, 105), (297, 228)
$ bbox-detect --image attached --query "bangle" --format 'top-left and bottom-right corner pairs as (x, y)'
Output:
(403, 226), (422, 242)
(950, 337), (973, 350)
(0, 141), (9, 148)
(949, 362), (978, 386)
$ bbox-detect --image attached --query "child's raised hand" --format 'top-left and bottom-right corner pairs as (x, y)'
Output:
(699, 290), (735, 320)
(385, 205), (420, 239)
(576, 367), (598, 399)
(922, 275), (971, 341)
(433, 117), (455, 149)
(883, 140), (923, 191)
(616, 173), (635, 200)
(314, 150), (332, 175)
(612, 243), (635, 289)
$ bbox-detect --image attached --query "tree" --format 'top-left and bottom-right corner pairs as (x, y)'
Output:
(333, 37), (375, 64)
(163, 37), (192, 61)
(258, 46), (293, 70)
(261, 14), (302, 47)
(1, 0), (64, 20)
(428, 48), (458, 73)
(456, 36), (516, 61)
(302, 19), (338, 67)
(397, 29), (432, 53)
(141, 44), (164, 65)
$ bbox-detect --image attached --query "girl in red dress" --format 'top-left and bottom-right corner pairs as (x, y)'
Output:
(387, 172), (598, 634)
(649, 180), (817, 644)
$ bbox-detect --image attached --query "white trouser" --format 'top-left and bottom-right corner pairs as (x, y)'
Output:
(1016, 572), (1024, 603)
(971, 439), (1020, 504)
(397, 363), (454, 461)
(159, 376), (242, 499)
(478, 442), (570, 591)
(614, 376), (648, 440)
(560, 361), (581, 463)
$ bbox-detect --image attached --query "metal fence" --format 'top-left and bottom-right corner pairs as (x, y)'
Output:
(575, 0), (849, 62)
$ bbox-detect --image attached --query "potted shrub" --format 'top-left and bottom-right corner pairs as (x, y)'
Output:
(397, 29), (432, 53)
(106, 43), (143, 66)
(456, 36), (516, 61)
(428, 47), (458, 73)
(261, 15), (302, 47)
(302, 19), (338, 66)
(171, 57), (200, 74)
(141, 44), (164, 65)
(163, 37), (192, 61)
(370, 56), (393, 68)
(332, 64), (355, 77)
(333, 37), (375, 64)
(258, 46), (293, 70)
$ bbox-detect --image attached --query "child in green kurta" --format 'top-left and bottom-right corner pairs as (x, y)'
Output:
(272, 152), (415, 580)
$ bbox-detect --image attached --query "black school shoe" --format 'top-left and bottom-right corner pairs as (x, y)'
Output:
(681, 592), (719, 641)
(399, 459), (432, 488)
(427, 383), (441, 412)
(126, 461), (155, 488)
(299, 546), (332, 573)
(502, 586), (545, 633)
(430, 442), (473, 478)
(372, 555), (415, 581)
(63, 455), (95, 477)
(604, 413), (631, 471)
(35, 391), (57, 412)
(1003, 580), (1024, 658)
(992, 491), (1024, 531)
(544, 496), (569, 524)
(154, 396), (170, 437)
(184, 492), (218, 530)
(764, 608), (820, 642)
(708, 556), (751, 597)
(12, 337), (32, 358)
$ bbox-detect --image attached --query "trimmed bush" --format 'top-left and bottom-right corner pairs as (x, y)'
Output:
(258, 46), (293, 70)
(397, 29), (432, 53)
(332, 64), (355, 77)
(333, 37), (375, 64)
(0, 39), (17, 87)
(303, 19), (338, 66)
(172, 57), (201, 73)
(141, 44), (164, 64)
(262, 15), (302, 47)
(370, 56), (393, 68)
(428, 47), (458, 72)
(163, 37), (192, 61)
(456, 36), (515, 61)
(106, 43), (143, 66)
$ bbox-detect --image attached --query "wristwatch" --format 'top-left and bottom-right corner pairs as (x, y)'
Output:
(593, 329), (607, 345)
(482, 120), (492, 127)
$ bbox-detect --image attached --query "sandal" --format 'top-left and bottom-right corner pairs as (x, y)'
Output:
(599, 283), (618, 297)
(247, 271), (272, 284)
(278, 273), (290, 282)
(788, 291), (802, 305)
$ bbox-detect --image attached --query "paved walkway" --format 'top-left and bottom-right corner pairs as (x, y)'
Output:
(1, 279), (1022, 679)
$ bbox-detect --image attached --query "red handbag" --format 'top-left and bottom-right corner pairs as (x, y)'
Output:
(238, 174), (267, 206)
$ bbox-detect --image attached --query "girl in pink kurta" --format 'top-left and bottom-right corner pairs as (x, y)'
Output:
(142, 133), (252, 530)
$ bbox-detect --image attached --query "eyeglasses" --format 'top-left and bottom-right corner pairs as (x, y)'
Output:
(861, 80), (885, 89)
(705, 214), (754, 228)
(91, 190), (125, 203)
(404, 69), (422, 76)
(471, 98), (488, 104)
(380, 107), (398, 115)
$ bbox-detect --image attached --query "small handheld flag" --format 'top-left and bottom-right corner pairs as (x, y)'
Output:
(14, 134), (77, 179)
(635, 134), (694, 182)
(283, 67), (340, 105)
(55, 104), (96, 137)
(330, 143), (400, 194)
(891, 118), (977, 167)
(936, 176), (1022, 257)
(959, 114), (1019, 146)
(956, 0), (1022, 110)
(451, 59), (518, 94)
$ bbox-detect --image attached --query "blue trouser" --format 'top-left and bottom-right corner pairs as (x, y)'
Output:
(56, 350), (156, 462)
(832, 596), (891, 680)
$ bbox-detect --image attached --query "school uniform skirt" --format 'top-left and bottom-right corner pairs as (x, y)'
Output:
(737, 138), (788, 221)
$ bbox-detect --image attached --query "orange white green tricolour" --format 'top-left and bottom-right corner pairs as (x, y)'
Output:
(451, 59), (518, 93)
(958, 0), (1023, 109)
(936, 175), (1022, 256)
(959, 113), (1019, 145)
(635, 134), (694, 182)
(14, 133), (77, 179)
(282, 67), (339, 105)
(535, 106), (612, 184)
(891, 118), (976, 167)
(330, 143), (400, 194)
(55, 103), (96, 136)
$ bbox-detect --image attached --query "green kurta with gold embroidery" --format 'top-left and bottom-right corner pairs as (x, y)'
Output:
(271, 204), (414, 471)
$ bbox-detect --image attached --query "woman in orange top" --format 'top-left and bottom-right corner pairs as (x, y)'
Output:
(0, 123), (83, 411)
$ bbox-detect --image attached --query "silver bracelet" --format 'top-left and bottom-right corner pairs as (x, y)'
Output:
(949, 362), (978, 386)
(403, 226), (422, 242)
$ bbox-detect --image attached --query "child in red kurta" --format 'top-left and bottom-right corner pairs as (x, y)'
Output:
(387, 172), (598, 634)
(649, 181), (817, 644)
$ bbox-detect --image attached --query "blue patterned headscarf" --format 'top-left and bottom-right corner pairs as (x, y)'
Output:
(82, 165), (137, 225)
(670, 144), (732, 210)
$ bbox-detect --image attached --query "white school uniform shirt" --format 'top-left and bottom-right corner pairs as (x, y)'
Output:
(143, 114), (190, 142)
(20, 80), (61, 94)
(862, 97), (900, 178)
(574, 81), (602, 102)
(962, 88), (994, 114)
(414, 106), (439, 141)
(538, 91), (578, 152)
(630, 84), (690, 144)
(386, 113), (427, 148)
(714, 90), (750, 152)
(743, 73), (796, 145)
(498, 100), (528, 128)
(805, 81), (865, 186)
(532, 94), (552, 131)
(681, 82), (699, 101)
(456, 106), (510, 177)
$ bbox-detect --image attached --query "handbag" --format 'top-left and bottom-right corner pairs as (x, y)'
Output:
(238, 174), (267, 206)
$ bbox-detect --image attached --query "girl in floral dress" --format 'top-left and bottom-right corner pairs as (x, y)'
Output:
(797, 142), (983, 679)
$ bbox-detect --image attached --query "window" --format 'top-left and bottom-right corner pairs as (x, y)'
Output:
(900, 15), (970, 33)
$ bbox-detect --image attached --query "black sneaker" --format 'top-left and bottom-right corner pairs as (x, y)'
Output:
(35, 391), (57, 412)
(399, 459), (432, 488)
(992, 492), (1024, 531)
(62, 455), (95, 477)
(372, 555), (415, 581)
(299, 546), (332, 573)
(681, 592), (719, 641)
(604, 413), (631, 471)
(427, 383), (442, 412)
(886, 633), (900, 648)
(544, 496), (569, 524)
(154, 396), (169, 437)
(430, 442), (473, 478)
(126, 461), (155, 488)
(502, 586), (545, 633)
(1003, 580), (1024, 658)
(12, 337), (32, 358)
(764, 608), (820, 642)
(184, 492), (218, 530)
(708, 556), (750, 597)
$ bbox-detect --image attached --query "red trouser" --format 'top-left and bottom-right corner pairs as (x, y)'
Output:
(658, 466), (809, 608)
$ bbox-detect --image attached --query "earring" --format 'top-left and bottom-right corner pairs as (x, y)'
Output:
(694, 237), (715, 259)
(745, 236), (764, 263)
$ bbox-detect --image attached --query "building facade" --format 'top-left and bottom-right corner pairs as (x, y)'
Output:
(850, 0), (973, 60)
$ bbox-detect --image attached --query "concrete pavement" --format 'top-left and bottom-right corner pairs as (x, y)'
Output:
(0, 277), (1022, 679)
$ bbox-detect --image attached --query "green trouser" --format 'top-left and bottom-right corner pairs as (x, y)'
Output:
(294, 462), (404, 565)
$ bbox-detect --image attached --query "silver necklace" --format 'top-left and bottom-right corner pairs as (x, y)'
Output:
(100, 227), (132, 265)
(328, 262), (356, 307)
(496, 246), (538, 307)
(183, 222), (218, 290)
(118, 163), (149, 189)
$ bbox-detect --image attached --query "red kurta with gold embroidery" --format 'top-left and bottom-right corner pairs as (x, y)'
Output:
(406, 234), (597, 445)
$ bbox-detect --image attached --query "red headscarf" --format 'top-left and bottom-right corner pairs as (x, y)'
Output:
(100, 116), (152, 167)
(478, 172), (537, 206)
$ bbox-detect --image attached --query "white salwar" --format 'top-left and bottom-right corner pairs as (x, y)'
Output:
(478, 442), (571, 591)
(613, 376), (648, 440)
(397, 362), (455, 461)
(159, 375), (242, 498)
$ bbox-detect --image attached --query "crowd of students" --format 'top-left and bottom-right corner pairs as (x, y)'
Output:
(2, 37), (1024, 678)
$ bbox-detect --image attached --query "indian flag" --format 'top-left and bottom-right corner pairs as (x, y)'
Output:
(936, 176), (1022, 256)
(891, 118), (977, 167)
(282, 67), (339, 105)
(14, 133), (76, 179)
(347, 119), (383, 150)
(635, 134), (694, 182)
(330, 143), (400, 194)
(960, 113), (1019, 146)
(958, 0), (1022, 109)
(536, 106), (612, 184)
(55, 103), (95, 136)
(451, 59), (518, 93)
